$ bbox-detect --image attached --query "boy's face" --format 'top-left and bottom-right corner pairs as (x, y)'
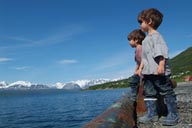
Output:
(129, 39), (137, 48)
(139, 20), (149, 32)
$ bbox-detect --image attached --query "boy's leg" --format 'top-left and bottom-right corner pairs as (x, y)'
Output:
(129, 75), (140, 101)
(129, 75), (141, 126)
(154, 76), (179, 126)
(162, 94), (179, 126)
(156, 94), (168, 117)
(138, 75), (158, 123)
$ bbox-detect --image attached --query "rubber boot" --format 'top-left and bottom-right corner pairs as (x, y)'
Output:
(138, 99), (158, 123)
(162, 95), (179, 126)
(129, 75), (140, 101)
(156, 94), (168, 117)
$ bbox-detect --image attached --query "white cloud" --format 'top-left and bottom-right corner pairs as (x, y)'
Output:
(34, 25), (86, 46)
(15, 66), (31, 70)
(0, 24), (87, 50)
(81, 50), (134, 79)
(7, 36), (33, 43)
(0, 36), (34, 49)
(59, 59), (78, 64)
(0, 57), (13, 63)
(94, 51), (133, 71)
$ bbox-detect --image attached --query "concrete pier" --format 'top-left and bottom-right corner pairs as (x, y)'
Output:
(82, 82), (192, 128)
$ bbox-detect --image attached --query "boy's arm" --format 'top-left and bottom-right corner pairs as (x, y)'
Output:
(134, 65), (139, 75)
(157, 56), (165, 75)
(137, 61), (144, 76)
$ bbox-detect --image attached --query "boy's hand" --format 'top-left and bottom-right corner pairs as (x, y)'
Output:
(137, 62), (144, 76)
(156, 56), (165, 75)
(134, 70), (140, 76)
(157, 65), (165, 75)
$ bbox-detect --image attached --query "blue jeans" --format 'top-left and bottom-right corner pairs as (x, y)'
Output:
(143, 75), (175, 98)
(129, 74), (140, 101)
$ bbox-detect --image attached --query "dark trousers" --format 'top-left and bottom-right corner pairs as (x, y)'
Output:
(143, 75), (176, 117)
(143, 75), (175, 98)
(129, 74), (140, 101)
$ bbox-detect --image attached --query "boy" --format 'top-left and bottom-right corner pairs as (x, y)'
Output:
(127, 29), (145, 102)
(137, 8), (179, 126)
(127, 29), (145, 127)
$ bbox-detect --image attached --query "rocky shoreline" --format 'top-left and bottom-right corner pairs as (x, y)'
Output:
(82, 82), (192, 128)
(138, 82), (192, 128)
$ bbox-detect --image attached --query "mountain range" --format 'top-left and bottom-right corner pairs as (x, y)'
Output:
(1, 47), (191, 90)
(0, 78), (118, 90)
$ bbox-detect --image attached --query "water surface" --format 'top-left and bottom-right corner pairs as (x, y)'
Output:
(0, 88), (130, 128)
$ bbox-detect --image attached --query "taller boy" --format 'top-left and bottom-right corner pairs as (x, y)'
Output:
(137, 8), (179, 126)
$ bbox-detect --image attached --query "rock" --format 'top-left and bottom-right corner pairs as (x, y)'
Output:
(137, 82), (192, 128)
(82, 82), (192, 128)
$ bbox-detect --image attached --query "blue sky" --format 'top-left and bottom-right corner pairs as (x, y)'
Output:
(0, 0), (192, 84)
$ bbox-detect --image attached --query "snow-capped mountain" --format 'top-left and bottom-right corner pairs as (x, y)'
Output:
(71, 79), (110, 89)
(52, 79), (111, 89)
(30, 84), (50, 89)
(0, 77), (125, 90)
(7, 81), (32, 88)
(0, 81), (8, 88)
(73, 80), (90, 89)
(111, 76), (127, 81)
(55, 82), (65, 89)
(1, 81), (49, 89)
(62, 83), (81, 90)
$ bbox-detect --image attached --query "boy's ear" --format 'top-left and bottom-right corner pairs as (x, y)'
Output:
(148, 18), (152, 25)
(135, 40), (139, 44)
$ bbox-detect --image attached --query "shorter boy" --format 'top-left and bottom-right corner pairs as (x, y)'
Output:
(127, 29), (145, 102)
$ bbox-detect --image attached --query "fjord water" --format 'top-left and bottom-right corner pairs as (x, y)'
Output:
(0, 88), (129, 128)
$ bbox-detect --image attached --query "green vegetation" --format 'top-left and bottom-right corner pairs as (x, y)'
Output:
(169, 47), (192, 82)
(88, 78), (131, 90)
(172, 72), (192, 82)
(170, 47), (192, 74)
(88, 47), (192, 90)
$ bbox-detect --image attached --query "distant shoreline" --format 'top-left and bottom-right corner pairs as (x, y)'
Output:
(177, 81), (192, 86)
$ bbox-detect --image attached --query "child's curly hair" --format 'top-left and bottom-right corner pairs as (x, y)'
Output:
(138, 8), (163, 30)
(127, 29), (146, 45)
